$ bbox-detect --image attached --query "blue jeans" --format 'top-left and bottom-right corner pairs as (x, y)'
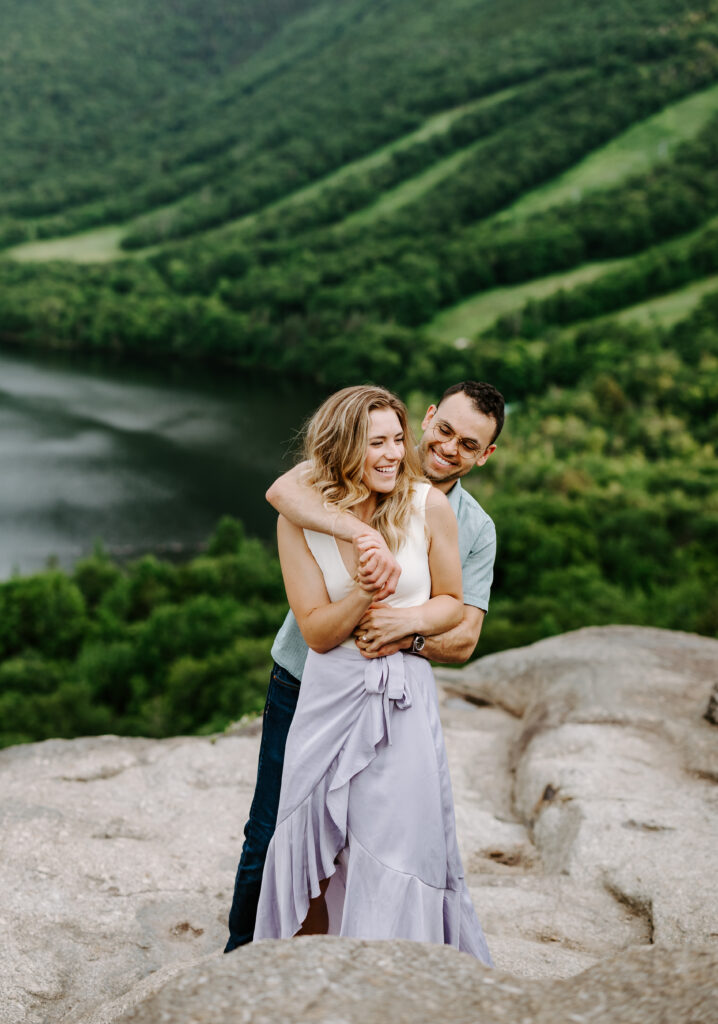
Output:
(224, 661), (301, 952)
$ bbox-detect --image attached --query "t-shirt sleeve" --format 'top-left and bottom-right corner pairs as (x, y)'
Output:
(461, 517), (496, 612)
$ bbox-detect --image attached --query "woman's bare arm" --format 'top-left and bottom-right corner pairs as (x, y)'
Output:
(277, 516), (374, 653)
(425, 487), (463, 614)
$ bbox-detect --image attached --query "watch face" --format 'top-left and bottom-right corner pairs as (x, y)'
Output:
(413, 635), (425, 652)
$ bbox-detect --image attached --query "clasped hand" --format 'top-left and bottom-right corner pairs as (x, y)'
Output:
(352, 532), (400, 601)
(352, 534), (412, 658)
(353, 603), (413, 659)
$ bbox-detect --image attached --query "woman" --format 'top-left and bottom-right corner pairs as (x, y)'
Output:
(253, 385), (492, 964)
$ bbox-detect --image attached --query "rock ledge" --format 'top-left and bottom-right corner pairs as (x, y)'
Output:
(1, 626), (716, 1023)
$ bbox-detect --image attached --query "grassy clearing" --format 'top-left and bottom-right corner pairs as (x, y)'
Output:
(6, 226), (128, 263)
(215, 84), (521, 237)
(427, 215), (718, 343)
(613, 273), (718, 328)
(495, 80), (718, 224)
(337, 79), (718, 234)
(337, 140), (487, 229)
(425, 257), (631, 343)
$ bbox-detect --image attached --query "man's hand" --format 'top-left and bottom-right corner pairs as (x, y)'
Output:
(353, 603), (414, 655)
(353, 534), (401, 601)
(354, 635), (412, 659)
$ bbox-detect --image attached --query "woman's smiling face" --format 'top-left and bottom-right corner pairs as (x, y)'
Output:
(362, 407), (405, 493)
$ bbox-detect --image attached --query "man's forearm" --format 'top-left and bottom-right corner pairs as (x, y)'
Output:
(420, 617), (483, 664)
(356, 605), (485, 664)
(268, 463), (402, 597)
(266, 463), (378, 542)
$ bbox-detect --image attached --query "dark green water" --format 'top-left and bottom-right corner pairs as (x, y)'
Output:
(0, 347), (322, 577)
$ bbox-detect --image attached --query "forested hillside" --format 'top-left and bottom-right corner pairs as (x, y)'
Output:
(0, 0), (717, 745)
(0, 520), (287, 747)
(2, 0), (718, 383)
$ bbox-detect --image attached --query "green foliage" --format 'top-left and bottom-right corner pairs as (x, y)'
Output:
(73, 546), (123, 609)
(0, 573), (87, 660)
(164, 637), (273, 735)
(0, 520), (288, 749)
(207, 515), (245, 556)
(3, 0), (699, 238)
(0, 681), (115, 748)
(486, 224), (718, 342)
(469, 299), (718, 656)
(2, 0), (718, 397)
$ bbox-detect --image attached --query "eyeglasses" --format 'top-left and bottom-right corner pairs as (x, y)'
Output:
(431, 419), (485, 459)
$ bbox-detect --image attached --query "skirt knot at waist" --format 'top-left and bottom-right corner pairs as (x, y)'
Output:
(363, 651), (412, 744)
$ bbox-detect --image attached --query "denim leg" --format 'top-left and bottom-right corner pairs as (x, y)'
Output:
(224, 662), (300, 952)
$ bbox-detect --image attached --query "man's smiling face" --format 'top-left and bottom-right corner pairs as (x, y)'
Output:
(418, 392), (497, 491)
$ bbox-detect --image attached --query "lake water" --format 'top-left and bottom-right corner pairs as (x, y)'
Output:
(0, 347), (322, 578)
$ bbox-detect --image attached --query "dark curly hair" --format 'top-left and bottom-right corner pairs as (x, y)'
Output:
(439, 381), (505, 444)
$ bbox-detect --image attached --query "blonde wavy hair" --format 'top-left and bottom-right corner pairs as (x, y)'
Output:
(302, 385), (424, 553)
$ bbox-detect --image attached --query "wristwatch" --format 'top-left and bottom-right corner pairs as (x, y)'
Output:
(411, 634), (426, 654)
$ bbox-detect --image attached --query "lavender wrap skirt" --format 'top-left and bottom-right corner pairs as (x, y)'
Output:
(253, 646), (492, 965)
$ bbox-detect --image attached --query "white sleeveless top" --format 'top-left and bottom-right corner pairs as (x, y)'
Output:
(304, 482), (432, 650)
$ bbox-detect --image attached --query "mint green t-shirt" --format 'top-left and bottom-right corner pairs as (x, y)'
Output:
(270, 479), (496, 681)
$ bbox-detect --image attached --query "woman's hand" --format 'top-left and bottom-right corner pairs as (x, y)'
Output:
(353, 603), (414, 654)
(353, 534), (401, 600)
(354, 636), (410, 659)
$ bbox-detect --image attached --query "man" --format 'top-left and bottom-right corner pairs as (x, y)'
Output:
(224, 380), (504, 952)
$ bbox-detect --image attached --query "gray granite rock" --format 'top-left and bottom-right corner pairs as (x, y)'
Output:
(1, 626), (716, 1024)
(437, 626), (718, 952)
(105, 939), (718, 1024)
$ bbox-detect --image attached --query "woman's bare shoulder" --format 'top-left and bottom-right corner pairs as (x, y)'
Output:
(424, 486), (458, 543)
(425, 485), (453, 513)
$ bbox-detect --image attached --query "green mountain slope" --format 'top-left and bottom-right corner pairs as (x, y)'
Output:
(496, 80), (718, 222)
(2, 0), (716, 242)
(2, 0), (716, 393)
(0, 0), (321, 211)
